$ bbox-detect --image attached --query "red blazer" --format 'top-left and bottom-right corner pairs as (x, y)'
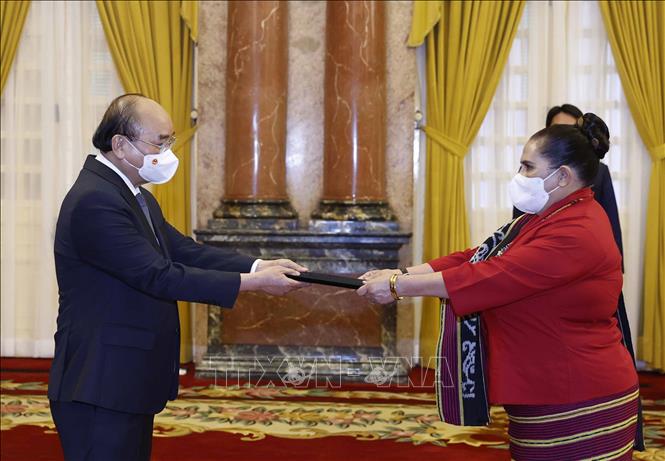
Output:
(429, 188), (637, 405)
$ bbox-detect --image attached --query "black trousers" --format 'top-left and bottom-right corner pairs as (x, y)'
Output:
(50, 400), (154, 461)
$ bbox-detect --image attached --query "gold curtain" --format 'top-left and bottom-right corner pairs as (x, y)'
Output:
(600, 1), (665, 371)
(96, 0), (198, 362)
(407, 0), (442, 46)
(409, 0), (525, 366)
(1, 0), (31, 92)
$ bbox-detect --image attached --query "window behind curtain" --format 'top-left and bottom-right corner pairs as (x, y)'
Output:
(0, 1), (124, 357)
(465, 0), (651, 355)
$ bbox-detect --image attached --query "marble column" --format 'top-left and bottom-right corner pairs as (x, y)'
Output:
(194, 1), (416, 380)
(312, 0), (394, 225)
(213, 1), (297, 229)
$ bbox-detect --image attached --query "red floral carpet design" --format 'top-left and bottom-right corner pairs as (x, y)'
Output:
(1, 360), (664, 461)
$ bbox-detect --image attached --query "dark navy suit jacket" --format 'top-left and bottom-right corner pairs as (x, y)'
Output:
(48, 155), (254, 415)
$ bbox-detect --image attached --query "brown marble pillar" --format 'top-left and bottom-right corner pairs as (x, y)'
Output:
(214, 1), (296, 226)
(312, 0), (394, 222)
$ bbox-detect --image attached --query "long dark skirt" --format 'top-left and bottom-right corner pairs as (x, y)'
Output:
(504, 386), (639, 460)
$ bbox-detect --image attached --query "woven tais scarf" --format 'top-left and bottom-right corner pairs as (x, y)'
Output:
(435, 215), (527, 426)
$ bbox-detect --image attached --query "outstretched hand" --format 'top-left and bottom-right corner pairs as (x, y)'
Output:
(257, 266), (308, 296)
(257, 259), (309, 273)
(356, 274), (394, 304)
(359, 268), (401, 281)
(241, 265), (308, 296)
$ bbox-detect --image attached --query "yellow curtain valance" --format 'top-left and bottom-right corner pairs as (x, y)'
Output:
(407, 0), (442, 46)
(1, 0), (31, 92)
(180, 0), (198, 42)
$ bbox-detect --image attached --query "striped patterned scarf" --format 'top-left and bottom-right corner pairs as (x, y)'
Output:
(435, 215), (528, 426)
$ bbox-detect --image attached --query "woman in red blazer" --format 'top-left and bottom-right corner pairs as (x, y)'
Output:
(358, 113), (639, 461)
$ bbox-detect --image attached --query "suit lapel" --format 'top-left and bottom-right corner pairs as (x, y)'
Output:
(83, 155), (162, 253)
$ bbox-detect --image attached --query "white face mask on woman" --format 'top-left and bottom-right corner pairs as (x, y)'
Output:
(123, 140), (179, 184)
(508, 168), (561, 214)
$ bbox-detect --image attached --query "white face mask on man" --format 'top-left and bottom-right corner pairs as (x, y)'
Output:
(508, 168), (561, 214)
(123, 139), (179, 184)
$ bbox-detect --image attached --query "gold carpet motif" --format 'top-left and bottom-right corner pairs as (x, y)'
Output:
(2, 380), (664, 459)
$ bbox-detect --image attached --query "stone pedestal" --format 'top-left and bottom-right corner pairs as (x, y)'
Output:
(310, 201), (395, 222)
(213, 200), (298, 230)
(195, 226), (410, 382)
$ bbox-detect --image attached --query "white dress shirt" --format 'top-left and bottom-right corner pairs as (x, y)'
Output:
(95, 152), (140, 196)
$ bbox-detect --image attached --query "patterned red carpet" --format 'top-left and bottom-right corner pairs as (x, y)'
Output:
(1, 358), (663, 461)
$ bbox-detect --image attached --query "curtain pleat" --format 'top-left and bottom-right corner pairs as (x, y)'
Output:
(600, 0), (665, 371)
(410, 0), (525, 366)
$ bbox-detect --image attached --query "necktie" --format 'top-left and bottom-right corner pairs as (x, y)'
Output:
(135, 193), (159, 245)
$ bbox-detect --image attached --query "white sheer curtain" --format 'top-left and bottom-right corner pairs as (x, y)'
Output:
(465, 0), (651, 354)
(0, 1), (124, 357)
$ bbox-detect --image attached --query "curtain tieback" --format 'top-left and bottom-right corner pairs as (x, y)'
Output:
(173, 125), (198, 152)
(422, 125), (468, 158)
(648, 143), (665, 162)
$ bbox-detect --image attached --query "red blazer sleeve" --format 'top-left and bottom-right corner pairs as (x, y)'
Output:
(442, 221), (612, 316)
(428, 247), (477, 272)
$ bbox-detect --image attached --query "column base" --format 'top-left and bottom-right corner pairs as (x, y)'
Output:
(212, 199), (298, 230)
(309, 219), (399, 233)
(196, 350), (410, 385)
(311, 200), (396, 221)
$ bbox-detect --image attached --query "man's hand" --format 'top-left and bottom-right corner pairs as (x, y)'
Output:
(256, 259), (309, 273)
(356, 274), (394, 304)
(359, 268), (401, 281)
(240, 266), (307, 296)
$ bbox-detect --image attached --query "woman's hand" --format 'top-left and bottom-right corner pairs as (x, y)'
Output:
(358, 271), (449, 302)
(356, 274), (395, 304)
(359, 268), (401, 281)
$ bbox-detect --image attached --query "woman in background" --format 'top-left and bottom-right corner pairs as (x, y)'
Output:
(358, 113), (640, 460)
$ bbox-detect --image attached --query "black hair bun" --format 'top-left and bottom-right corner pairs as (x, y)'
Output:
(577, 113), (610, 159)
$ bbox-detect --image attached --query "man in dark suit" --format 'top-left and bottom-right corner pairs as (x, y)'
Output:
(48, 94), (307, 460)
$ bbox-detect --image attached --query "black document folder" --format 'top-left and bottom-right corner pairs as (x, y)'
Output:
(286, 272), (364, 289)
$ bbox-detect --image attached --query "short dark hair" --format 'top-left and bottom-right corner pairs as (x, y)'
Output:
(530, 113), (610, 185)
(92, 93), (146, 152)
(545, 104), (583, 127)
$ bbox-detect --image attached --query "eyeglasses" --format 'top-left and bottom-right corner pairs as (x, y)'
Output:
(130, 135), (176, 154)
